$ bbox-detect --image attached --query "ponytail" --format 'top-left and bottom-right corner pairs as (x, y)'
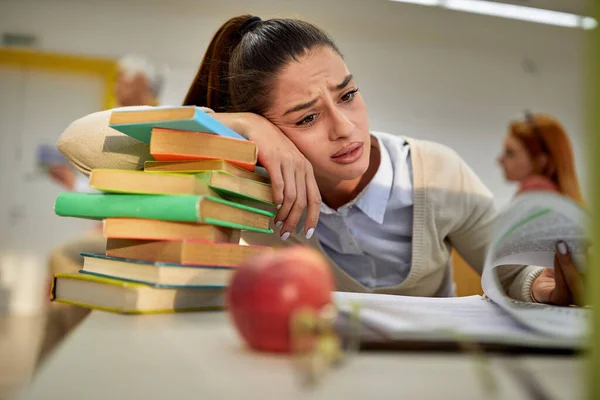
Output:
(183, 15), (254, 111)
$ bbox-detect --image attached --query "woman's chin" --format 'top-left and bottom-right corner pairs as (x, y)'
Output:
(335, 160), (370, 181)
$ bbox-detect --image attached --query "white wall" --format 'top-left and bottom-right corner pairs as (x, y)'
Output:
(0, 65), (103, 314)
(0, 0), (588, 209)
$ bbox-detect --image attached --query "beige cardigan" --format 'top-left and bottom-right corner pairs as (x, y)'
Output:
(57, 107), (542, 301)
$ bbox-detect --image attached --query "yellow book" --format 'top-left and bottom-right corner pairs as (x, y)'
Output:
(90, 168), (273, 205)
(89, 169), (218, 197)
(51, 273), (225, 314)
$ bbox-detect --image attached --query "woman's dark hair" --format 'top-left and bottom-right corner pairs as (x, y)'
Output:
(183, 15), (341, 114)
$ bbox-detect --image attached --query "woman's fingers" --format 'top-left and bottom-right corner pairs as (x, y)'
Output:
(555, 241), (584, 306)
(550, 252), (571, 306)
(280, 164), (308, 239)
(303, 165), (321, 239)
(530, 269), (554, 303)
(270, 152), (320, 241)
(531, 241), (586, 306)
(266, 156), (285, 210)
(275, 158), (297, 236)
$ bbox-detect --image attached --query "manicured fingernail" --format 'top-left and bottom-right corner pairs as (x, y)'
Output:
(275, 220), (283, 228)
(277, 204), (282, 210)
(557, 241), (568, 255)
(305, 228), (315, 240)
(281, 232), (290, 241)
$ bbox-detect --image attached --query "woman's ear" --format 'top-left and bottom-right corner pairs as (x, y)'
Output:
(537, 153), (549, 171)
(537, 153), (556, 176)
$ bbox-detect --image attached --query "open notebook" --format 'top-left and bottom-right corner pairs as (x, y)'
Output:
(334, 193), (590, 352)
(334, 292), (585, 352)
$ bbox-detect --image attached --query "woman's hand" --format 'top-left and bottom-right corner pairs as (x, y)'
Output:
(530, 241), (585, 306)
(212, 112), (321, 240)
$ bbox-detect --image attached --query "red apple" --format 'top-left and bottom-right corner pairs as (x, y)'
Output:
(227, 246), (335, 353)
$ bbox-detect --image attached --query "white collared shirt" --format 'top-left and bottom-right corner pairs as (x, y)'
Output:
(316, 132), (413, 288)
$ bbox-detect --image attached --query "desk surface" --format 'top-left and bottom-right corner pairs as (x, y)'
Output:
(17, 311), (581, 400)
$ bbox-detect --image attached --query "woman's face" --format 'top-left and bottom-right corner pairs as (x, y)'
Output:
(497, 134), (535, 182)
(262, 46), (371, 185)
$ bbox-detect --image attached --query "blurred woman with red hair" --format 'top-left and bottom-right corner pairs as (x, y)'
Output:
(497, 112), (584, 204)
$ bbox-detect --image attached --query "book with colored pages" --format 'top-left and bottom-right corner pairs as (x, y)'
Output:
(89, 169), (218, 196)
(195, 171), (273, 205)
(144, 160), (270, 184)
(108, 106), (245, 143)
(54, 193), (274, 233)
(103, 218), (240, 243)
(150, 128), (257, 171)
(106, 238), (273, 267)
(89, 169), (273, 205)
(51, 272), (225, 314)
(79, 253), (234, 288)
(228, 198), (278, 215)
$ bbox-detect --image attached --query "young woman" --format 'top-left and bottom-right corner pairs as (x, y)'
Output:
(57, 15), (580, 305)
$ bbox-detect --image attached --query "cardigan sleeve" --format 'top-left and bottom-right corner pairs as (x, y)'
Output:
(442, 148), (543, 301)
(57, 106), (214, 176)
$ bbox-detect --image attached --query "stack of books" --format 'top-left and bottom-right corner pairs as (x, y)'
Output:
(51, 107), (276, 314)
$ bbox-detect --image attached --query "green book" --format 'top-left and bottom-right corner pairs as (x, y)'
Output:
(54, 193), (274, 233)
(79, 253), (234, 289)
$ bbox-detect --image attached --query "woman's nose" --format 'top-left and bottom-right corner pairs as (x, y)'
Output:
(329, 108), (353, 141)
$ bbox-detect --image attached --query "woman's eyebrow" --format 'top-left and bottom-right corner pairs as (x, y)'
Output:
(284, 98), (318, 116)
(283, 74), (354, 116)
(332, 74), (353, 91)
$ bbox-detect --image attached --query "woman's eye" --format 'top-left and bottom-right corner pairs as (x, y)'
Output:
(341, 88), (359, 102)
(297, 114), (317, 126)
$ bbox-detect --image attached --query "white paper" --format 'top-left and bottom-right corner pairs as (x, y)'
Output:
(481, 192), (590, 340)
(334, 292), (581, 348)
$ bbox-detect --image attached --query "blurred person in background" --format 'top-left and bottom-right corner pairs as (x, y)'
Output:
(48, 54), (163, 191)
(497, 112), (585, 305)
(113, 53), (163, 109)
(497, 112), (584, 203)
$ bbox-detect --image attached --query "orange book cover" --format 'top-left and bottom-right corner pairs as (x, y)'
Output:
(151, 152), (256, 171)
(150, 128), (257, 171)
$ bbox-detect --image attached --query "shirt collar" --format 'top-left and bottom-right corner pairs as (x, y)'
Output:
(320, 135), (394, 224)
